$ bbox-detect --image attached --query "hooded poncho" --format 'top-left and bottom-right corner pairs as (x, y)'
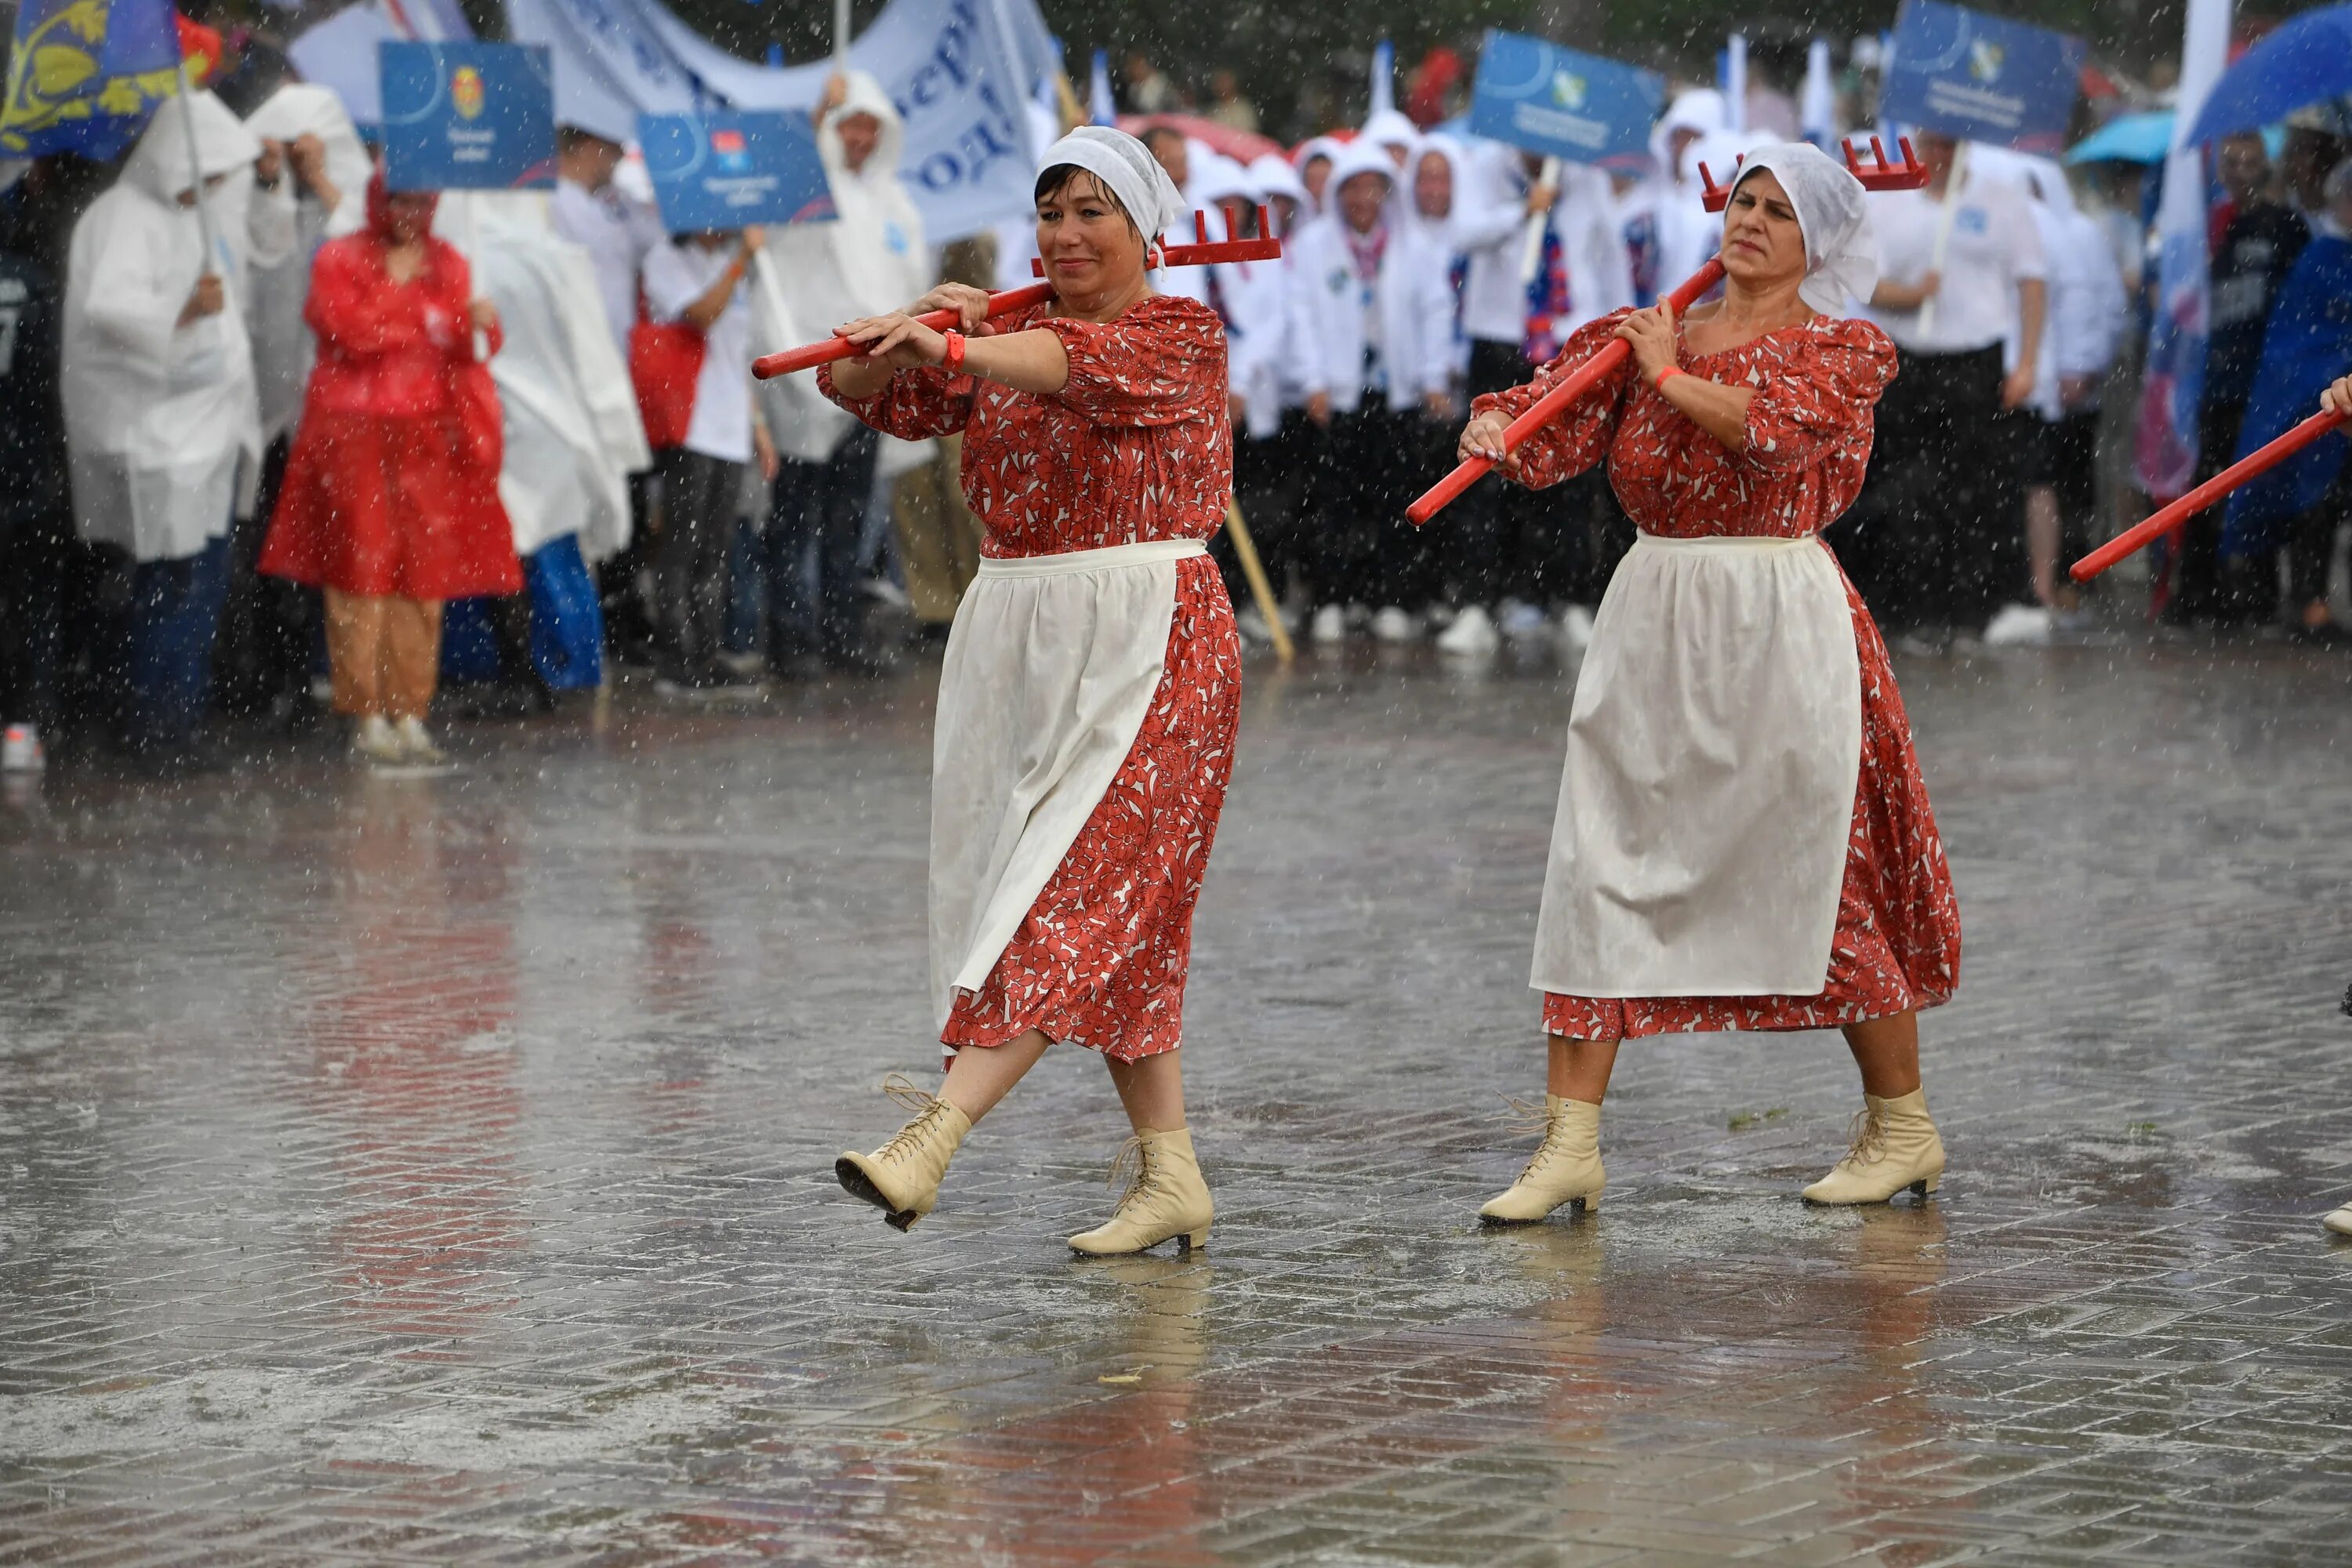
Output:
(244, 83), (372, 442)
(62, 90), (295, 561)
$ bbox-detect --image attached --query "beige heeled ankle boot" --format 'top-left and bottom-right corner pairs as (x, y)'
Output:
(1802, 1088), (1944, 1205)
(1479, 1095), (1604, 1224)
(2325, 1205), (2352, 1237)
(1069, 1126), (1212, 1256)
(835, 1075), (971, 1232)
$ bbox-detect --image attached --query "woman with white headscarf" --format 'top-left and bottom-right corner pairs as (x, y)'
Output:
(1456, 145), (1962, 1220)
(820, 126), (1240, 1258)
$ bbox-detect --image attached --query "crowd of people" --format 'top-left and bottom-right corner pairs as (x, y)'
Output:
(0, 33), (2348, 783)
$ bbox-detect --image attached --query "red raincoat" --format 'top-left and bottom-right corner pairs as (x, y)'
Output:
(260, 178), (521, 601)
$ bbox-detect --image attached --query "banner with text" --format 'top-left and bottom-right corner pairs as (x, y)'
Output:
(640, 110), (837, 231)
(382, 42), (557, 190)
(1879, 0), (2085, 150)
(1468, 31), (1664, 166)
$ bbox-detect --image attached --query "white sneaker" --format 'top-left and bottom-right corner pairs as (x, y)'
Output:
(1435, 604), (1501, 656)
(1236, 605), (1277, 645)
(1310, 604), (1348, 644)
(1497, 599), (1550, 640)
(1984, 604), (2054, 645)
(1370, 606), (1421, 644)
(352, 713), (404, 764)
(2326, 1204), (2352, 1237)
(1425, 603), (1458, 630)
(394, 717), (448, 765)
(1, 724), (42, 774)
(1560, 604), (1597, 652)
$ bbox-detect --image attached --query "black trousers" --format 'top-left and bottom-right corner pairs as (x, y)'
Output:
(214, 436), (320, 719)
(1842, 344), (2019, 634)
(656, 448), (744, 675)
(1217, 410), (1314, 609)
(2166, 401), (2261, 623)
(1430, 339), (1531, 608)
(1306, 401), (1435, 608)
(2287, 474), (2349, 612)
(767, 426), (878, 662)
(0, 503), (71, 728)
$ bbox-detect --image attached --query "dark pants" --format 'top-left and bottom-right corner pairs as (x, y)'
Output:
(1308, 401), (1428, 608)
(768, 426), (877, 663)
(655, 448), (743, 677)
(600, 471), (659, 660)
(1217, 412), (1314, 610)
(216, 436), (318, 718)
(2169, 401), (2262, 623)
(1439, 338), (1534, 608)
(115, 533), (230, 753)
(0, 505), (71, 728)
(1842, 344), (2018, 635)
(2287, 476), (2348, 612)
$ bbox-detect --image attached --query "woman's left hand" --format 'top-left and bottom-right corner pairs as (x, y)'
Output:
(1613, 301), (1678, 387)
(469, 299), (499, 336)
(837, 311), (950, 370)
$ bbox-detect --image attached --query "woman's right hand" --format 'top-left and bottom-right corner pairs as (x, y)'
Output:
(1459, 409), (1519, 474)
(902, 283), (996, 336)
(836, 310), (949, 371)
(2324, 375), (2352, 420)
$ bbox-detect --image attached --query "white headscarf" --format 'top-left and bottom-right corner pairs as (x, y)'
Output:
(1727, 142), (1879, 316)
(1036, 125), (1187, 245)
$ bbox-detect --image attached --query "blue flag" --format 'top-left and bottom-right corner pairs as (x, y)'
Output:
(1468, 31), (1665, 167)
(639, 110), (836, 234)
(1879, 0), (2085, 151)
(381, 42), (558, 191)
(1, 0), (186, 159)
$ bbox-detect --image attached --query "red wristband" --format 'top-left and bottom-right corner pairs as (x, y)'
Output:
(942, 329), (966, 372)
(1653, 365), (1686, 390)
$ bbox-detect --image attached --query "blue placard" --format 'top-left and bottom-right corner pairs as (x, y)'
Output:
(1879, 0), (2086, 149)
(1468, 31), (1666, 167)
(638, 111), (837, 234)
(381, 42), (556, 191)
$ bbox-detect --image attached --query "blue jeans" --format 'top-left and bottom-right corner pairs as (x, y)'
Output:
(127, 534), (230, 750)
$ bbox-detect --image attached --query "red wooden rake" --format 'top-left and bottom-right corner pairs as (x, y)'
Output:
(2070, 408), (2350, 582)
(751, 204), (1281, 381)
(1406, 138), (1927, 527)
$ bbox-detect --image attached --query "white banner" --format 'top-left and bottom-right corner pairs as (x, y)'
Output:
(506, 0), (1055, 241)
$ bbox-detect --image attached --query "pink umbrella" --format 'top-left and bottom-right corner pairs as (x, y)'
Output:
(1116, 113), (1286, 167)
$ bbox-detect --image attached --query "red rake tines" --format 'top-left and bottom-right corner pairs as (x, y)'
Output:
(1696, 136), (1928, 212)
(2071, 408), (2350, 583)
(1406, 139), (1929, 528)
(752, 203), (1281, 382)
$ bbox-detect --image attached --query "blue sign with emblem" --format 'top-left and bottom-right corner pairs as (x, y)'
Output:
(1878, 0), (2085, 149)
(381, 42), (557, 191)
(637, 111), (837, 234)
(1468, 31), (1665, 167)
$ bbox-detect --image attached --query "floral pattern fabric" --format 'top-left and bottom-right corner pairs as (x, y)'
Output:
(1474, 309), (1962, 1040)
(822, 295), (1238, 1062)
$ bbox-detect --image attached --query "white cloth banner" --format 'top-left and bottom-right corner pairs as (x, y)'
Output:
(507, 0), (1055, 241)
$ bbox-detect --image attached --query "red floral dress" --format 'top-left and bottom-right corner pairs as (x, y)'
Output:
(820, 296), (1241, 1062)
(1474, 309), (1962, 1039)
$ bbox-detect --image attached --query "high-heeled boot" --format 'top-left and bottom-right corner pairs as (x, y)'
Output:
(1802, 1088), (1944, 1204)
(1479, 1094), (1604, 1223)
(2325, 1204), (2352, 1237)
(1069, 1126), (1212, 1255)
(835, 1074), (971, 1231)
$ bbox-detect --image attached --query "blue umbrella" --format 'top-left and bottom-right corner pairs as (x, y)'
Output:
(2187, 2), (2352, 144)
(2065, 111), (2173, 165)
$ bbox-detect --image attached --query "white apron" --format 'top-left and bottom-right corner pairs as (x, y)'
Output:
(929, 539), (1205, 1027)
(1531, 532), (1862, 999)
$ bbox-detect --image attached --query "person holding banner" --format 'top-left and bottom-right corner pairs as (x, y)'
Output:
(820, 126), (1238, 1256)
(257, 172), (518, 766)
(1457, 145), (1962, 1224)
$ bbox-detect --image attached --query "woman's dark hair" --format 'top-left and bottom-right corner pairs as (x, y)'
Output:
(1032, 165), (1141, 238)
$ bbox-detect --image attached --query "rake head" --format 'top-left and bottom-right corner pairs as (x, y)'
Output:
(1697, 136), (1928, 212)
(1031, 202), (1282, 276)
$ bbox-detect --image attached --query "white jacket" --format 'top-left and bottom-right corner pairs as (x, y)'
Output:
(64, 91), (294, 561)
(1454, 145), (1632, 349)
(441, 192), (651, 562)
(242, 84), (371, 444)
(1285, 212), (1457, 417)
(760, 70), (932, 466)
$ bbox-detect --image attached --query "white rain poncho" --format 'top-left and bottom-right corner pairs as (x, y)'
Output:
(761, 70), (931, 467)
(1726, 143), (1881, 315)
(243, 83), (371, 443)
(64, 90), (296, 561)
(438, 191), (651, 562)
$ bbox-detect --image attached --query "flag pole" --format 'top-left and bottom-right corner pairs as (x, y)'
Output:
(833, 0), (851, 67)
(175, 60), (220, 276)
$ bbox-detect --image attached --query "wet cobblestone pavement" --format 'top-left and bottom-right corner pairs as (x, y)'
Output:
(4, 635), (2351, 1566)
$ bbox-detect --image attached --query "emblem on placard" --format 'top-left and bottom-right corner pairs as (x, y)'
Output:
(711, 127), (752, 174)
(1551, 71), (1588, 111)
(451, 64), (485, 120)
(1967, 40), (2005, 82)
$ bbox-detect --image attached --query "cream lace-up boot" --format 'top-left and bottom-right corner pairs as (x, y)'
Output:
(1069, 1126), (1212, 1255)
(1802, 1088), (1944, 1204)
(836, 1075), (971, 1232)
(2325, 1204), (2352, 1237)
(1479, 1095), (1604, 1223)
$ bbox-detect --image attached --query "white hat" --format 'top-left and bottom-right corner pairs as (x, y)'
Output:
(1035, 124), (1187, 242)
(1727, 142), (1880, 316)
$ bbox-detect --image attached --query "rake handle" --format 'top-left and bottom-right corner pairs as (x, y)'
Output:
(1407, 259), (1727, 527)
(2070, 408), (2350, 583)
(750, 283), (1055, 380)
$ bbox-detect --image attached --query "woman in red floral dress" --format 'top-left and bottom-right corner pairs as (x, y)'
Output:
(1457, 146), (1962, 1222)
(819, 128), (1240, 1255)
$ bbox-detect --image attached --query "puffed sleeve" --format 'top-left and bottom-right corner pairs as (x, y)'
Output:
(817, 362), (978, 441)
(1035, 297), (1225, 428)
(1468, 308), (1637, 489)
(1740, 319), (1897, 473)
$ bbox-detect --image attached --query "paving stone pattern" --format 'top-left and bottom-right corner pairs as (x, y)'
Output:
(2, 637), (2350, 1566)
